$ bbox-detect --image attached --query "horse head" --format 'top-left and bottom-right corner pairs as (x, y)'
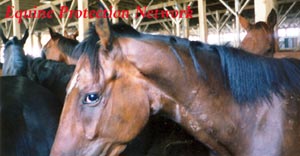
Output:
(1, 29), (29, 76)
(239, 9), (277, 56)
(42, 28), (78, 64)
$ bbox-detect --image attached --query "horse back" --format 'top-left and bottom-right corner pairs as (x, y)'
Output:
(0, 76), (62, 156)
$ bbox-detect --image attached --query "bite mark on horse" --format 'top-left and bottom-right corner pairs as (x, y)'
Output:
(67, 72), (79, 95)
(199, 114), (208, 121)
(189, 120), (201, 132)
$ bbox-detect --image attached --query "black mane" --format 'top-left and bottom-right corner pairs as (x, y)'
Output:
(82, 23), (300, 105)
(2, 37), (28, 76)
(27, 58), (75, 103)
(215, 46), (300, 104)
(57, 35), (79, 57)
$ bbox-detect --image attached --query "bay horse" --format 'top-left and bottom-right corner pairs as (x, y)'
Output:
(42, 28), (79, 64)
(51, 5), (300, 156)
(0, 76), (62, 156)
(69, 25), (210, 156)
(239, 9), (277, 56)
(0, 28), (29, 76)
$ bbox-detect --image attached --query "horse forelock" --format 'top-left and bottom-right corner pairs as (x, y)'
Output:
(57, 36), (79, 57)
(251, 22), (270, 31)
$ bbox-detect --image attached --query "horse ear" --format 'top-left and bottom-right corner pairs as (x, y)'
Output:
(267, 9), (277, 29)
(21, 29), (29, 45)
(72, 30), (79, 39)
(95, 3), (112, 51)
(0, 28), (8, 44)
(48, 27), (58, 39)
(64, 30), (68, 37)
(239, 15), (250, 31)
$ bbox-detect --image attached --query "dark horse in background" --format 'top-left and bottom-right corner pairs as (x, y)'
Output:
(0, 76), (62, 156)
(0, 28), (29, 76)
(51, 4), (300, 156)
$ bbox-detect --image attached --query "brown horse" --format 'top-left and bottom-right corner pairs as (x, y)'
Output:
(51, 5), (300, 156)
(239, 9), (277, 56)
(42, 28), (79, 64)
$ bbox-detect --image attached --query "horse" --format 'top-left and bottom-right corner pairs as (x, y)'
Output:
(26, 58), (75, 103)
(42, 28), (79, 64)
(239, 9), (277, 56)
(52, 25), (210, 156)
(239, 9), (300, 59)
(0, 28), (29, 76)
(51, 5), (300, 156)
(0, 76), (63, 156)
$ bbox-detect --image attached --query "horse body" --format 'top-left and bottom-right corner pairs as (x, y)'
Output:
(51, 8), (300, 156)
(26, 58), (75, 103)
(0, 76), (62, 156)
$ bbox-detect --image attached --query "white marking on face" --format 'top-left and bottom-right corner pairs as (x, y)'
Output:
(175, 104), (181, 123)
(67, 73), (79, 95)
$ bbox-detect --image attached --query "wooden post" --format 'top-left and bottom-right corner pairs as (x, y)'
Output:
(216, 11), (221, 44)
(254, 0), (276, 22)
(12, 0), (21, 38)
(198, 0), (207, 42)
(183, 3), (189, 38)
(77, 0), (89, 41)
(109, 0), (120, 24)
(235, 0), (240, 46)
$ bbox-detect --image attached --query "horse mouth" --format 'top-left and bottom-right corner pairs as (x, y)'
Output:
(51, 139), (127, 156)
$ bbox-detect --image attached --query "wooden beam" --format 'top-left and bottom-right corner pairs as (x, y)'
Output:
(77, 0), (89, 41)
(0, 0), (10, 5)
(109, 0), (120, 24)
(12, 0), (21, 38)
(198, 0), (207, 42)
(254, 0), (277, 22)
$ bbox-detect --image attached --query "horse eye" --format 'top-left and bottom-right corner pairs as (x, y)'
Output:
(83, 93), (100, 105)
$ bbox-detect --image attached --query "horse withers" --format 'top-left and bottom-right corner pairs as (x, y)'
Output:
(51, 4), (300, 156)
(0, 76), (63, 156)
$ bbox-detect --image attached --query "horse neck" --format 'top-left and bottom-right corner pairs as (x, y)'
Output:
(2, 45), (27, 76)
(27, 58), (75, 102)
(121, 37), (241, 150)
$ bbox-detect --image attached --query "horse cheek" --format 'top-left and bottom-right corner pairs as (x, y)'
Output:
(105, 79), (150, 142)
